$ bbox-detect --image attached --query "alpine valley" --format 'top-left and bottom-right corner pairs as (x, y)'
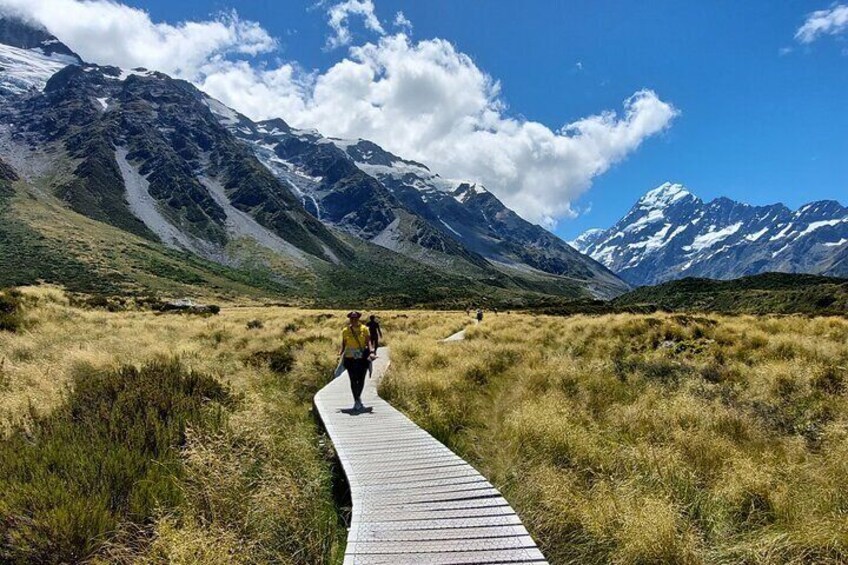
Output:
(572, 182), (848, 286)
(0, 16), (627, 306)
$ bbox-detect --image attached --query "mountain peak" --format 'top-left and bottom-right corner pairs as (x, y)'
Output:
(0, 16), (82, 63)
(575, 183), (848, 286)
(638, 182), (693, 208)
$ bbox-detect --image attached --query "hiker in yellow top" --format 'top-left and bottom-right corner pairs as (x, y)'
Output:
(339, 311), (376, 411)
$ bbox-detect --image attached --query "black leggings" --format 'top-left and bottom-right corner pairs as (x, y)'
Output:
(344, 358), (369, 401)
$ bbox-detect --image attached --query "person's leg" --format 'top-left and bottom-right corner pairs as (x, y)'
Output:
(353, 376), (365, 404)
(345, 359), (367, 408)
(343, 358), (359, 406)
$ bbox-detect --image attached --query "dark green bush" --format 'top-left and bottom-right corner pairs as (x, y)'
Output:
(249, 345), (297, 375)
(0, 359), (233, 563)
(246, 318), (264, 330)
(0, 288), (24, 332)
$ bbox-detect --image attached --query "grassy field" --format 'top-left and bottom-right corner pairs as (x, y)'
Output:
(4, 287), (847, 563)
(0, 286), (466, 563)
(382, 312), (848, 564)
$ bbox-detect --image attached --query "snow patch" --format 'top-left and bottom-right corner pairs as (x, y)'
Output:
(638, 182), (691, 209)
(439, 218), (463, 238)
(772, 244), (790, 258)
(824, 238), (847, 247)
(745, 227), (769, 242)
(683, 222), (743, 252)
(0, 43), (74, 95)
(798, 218), (848, 237)
(626, 208), (664, 231)
(117, 67), (154, 80)
(626, 223), (672, 252)
(203, 96), (240, 125)
(769, 223), (794, 241)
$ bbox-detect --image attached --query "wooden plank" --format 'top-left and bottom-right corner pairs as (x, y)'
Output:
(314, 341), (548, 564)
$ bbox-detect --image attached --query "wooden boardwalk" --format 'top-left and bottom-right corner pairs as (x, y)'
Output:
(314, 332), (548, 564)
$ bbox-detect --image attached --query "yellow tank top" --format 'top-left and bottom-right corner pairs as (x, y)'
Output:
(341, 324), (370, 358)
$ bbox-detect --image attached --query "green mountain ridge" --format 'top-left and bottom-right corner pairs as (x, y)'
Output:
(614, 272), (848, 315)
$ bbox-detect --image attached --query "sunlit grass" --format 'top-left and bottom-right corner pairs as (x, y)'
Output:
(382, 312), (848, 564)
(0, 287), (467, 562)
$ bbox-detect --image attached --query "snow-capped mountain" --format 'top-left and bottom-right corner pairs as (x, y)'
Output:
(572, 182), (848, 286)
(213, 113), (626, 296)
(0, 15), (628, 300)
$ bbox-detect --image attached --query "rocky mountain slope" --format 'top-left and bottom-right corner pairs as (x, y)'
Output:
(572, 183), (848, 286)
(0, 16), (628, 302)
(220, 111), (626, 296)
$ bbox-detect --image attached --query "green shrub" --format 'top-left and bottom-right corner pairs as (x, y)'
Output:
(0, 288), (24, 332)
(0, 359), (233, 563)
(249, 345), (297, 375)
(246, 318), (264, 330)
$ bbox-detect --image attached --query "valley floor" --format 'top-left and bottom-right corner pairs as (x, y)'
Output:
(1, 288), (846, 563)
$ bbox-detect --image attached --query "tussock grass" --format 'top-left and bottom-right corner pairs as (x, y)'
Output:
(382, 312), (848, 564)
(0, 288), (468, 562)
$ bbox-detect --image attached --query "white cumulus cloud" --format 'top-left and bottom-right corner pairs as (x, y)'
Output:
(324, 0), (384, 49)
(393, 11), (412, 33)
(2, 0), (678, 228)
(795, 4), (848, 43)
(0, 0), (276, 79)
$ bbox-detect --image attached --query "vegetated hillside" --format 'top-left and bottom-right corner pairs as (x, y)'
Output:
(614, 272), (848, 315)
(382, 313), (848, 564)
(0, 163), (309, 299)
(0, 151), (594, 308)
(572, 182), (848, 286)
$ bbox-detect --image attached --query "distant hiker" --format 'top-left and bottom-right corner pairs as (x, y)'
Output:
(476, 308), (483, 323)
(339, 311), (375, 412)
(366, 315), (383, 352)
(365, 315), (383, 378)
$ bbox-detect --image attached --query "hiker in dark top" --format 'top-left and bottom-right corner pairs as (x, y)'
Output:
(476, 308), (483, 323)
(366, 315), (383, 352)
(339, 311), (375, 412)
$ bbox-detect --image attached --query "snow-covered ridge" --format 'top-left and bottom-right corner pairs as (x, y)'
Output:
(202, 96), (241, 126)
(0, 42), (75, 96)
(572, 182), (848, 285)
(638, 182), (693, 208)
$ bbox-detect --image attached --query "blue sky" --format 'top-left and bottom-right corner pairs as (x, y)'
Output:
(22, 0), (848, 240)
